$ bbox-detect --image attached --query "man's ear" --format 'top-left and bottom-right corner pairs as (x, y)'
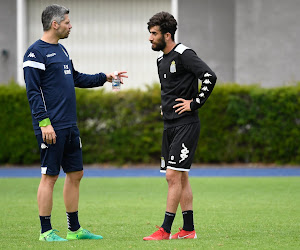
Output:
(164, 32), (172, 42)
(52, 20), (59, 30)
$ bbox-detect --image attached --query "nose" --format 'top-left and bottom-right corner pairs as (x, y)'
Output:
(149, 34), (153, 42)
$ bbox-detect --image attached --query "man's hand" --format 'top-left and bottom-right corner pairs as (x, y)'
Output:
(40, 125), (56, 144)
(173, 98), (192, 114)
(106, 71), (128, 83)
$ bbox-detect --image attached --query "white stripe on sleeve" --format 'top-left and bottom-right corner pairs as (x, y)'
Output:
(23, 61), (46, 71)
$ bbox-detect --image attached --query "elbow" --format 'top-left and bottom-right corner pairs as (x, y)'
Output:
(211, 71), (217, 84)
(203, 70), (217, 85)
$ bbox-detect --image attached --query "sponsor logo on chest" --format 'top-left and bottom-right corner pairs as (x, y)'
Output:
(64, 64), (71, 75)
(46, 53), (56, 58)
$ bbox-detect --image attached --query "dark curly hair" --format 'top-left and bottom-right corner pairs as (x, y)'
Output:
(147, 12), (177, 41)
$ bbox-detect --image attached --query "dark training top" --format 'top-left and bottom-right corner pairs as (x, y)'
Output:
(23, 39), (107, 135)
(157, 43), (217, 128)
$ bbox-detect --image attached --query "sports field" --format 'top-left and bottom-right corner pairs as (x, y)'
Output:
(0, 177), (299, 249)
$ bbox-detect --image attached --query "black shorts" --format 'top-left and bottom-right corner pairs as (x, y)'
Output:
(161, 122), (200, 173)
(36, 126), (83, 176)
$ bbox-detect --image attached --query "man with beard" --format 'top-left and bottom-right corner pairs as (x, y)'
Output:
(23, 4), (127, 241)
(143, 12), (217, 240)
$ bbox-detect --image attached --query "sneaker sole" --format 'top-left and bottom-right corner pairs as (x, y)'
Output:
(172, 233), (197, 239)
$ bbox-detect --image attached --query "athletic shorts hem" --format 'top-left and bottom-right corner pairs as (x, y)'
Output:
(41, 168), (60, 176)
(167, 166), (190, 172)
(64, 168), (83, 173)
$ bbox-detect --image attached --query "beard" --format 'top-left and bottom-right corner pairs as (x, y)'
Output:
(151, 36), (166, 51)
(57, 29), (70, 40)
(59, 32), (70, 39)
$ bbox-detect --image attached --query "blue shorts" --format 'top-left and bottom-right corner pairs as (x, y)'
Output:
(36, 126), (83, 176)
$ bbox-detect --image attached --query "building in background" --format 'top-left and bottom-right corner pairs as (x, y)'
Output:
(1, 0), (300, 88)
(0, 0), (17, 85)
(178, 0), (300, 87)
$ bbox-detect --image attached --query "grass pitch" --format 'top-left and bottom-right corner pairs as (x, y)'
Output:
(0, 176), (299, 249)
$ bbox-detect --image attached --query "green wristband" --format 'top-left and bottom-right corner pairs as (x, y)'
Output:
(39, 118), (51, 127)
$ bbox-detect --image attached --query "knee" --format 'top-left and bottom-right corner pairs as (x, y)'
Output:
(67, 170), (84, 182)
(42, 174), (59, 187)
(76, 170), (84, 180)
(166, 170), (181, 187)
(181, 173), (189, 185)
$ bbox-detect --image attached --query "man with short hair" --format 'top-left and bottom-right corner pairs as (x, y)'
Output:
(143, 12), (217, 240)
(23, 4), (127, 241)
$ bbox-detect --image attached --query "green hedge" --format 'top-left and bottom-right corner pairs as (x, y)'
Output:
(0, 81), (299, 165)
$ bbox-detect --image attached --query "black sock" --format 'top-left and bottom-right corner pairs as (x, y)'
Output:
(182, 210), (194, 231)
(40, 215), (52, 233)
(66, 211), (81, 231)
(161, 211), (176, 233)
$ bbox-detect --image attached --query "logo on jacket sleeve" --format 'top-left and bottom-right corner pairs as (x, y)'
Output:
(201, 86), (209, 91)
(203, 79), (212, 84)
(28, 52), (36, 58)
(170, 60), (176, 73)
(204, 72), (212, 77)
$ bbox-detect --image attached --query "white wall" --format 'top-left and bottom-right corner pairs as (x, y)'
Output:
(178, 0), (300, 87)
(235, 0), (300, 87)
(178, 0), (235, 83)
(26, 0), (171, 90)
(0, 0), (17, 83)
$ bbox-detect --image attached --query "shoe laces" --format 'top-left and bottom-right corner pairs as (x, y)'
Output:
(151, 226), (166, 236)
(81, 228), (92, 235)
(48, 229), (61, 239)
(172, 227), (183, 237)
